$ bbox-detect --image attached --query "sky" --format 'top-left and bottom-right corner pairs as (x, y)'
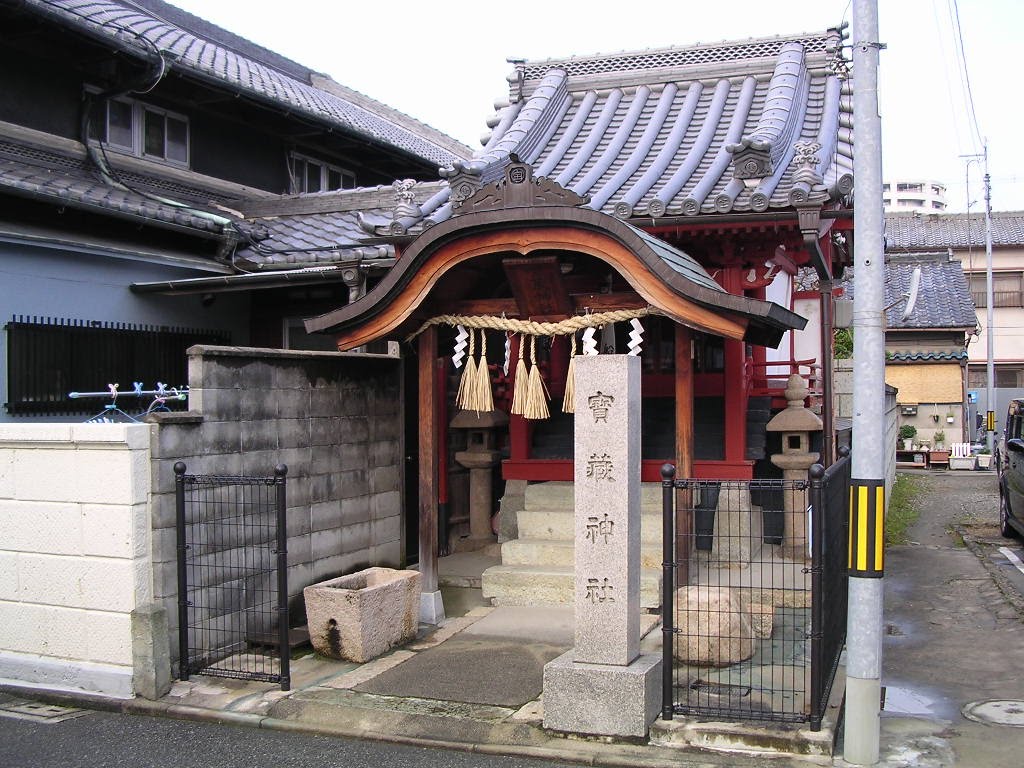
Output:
(168, 0), (1024, 212)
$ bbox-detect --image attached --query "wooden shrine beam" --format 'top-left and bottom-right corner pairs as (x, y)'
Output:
(443, 292), (648, 318)
(417, 327), (439, 600)
(331, 227), (748, 350)
(675, 325), (693, 585)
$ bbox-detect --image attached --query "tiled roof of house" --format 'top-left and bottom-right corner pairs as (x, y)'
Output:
(232, 181), (448, 266)
(369, 29), (852, 235)
(885, 211), (1024, 251)
(0, 138), (228, 234)
(887, 350), (969, 362)
(19, 0), (470, 168)
(841, 255), (977, 330)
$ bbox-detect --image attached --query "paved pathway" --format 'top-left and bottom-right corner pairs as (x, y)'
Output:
(837, 470), (1024, 767)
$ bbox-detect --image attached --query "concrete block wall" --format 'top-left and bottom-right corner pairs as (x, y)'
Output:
(148, 345), (403, 664)
(0, 423), (155, 697)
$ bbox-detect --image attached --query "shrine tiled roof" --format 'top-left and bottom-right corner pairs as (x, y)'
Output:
(18, 0), (470, 168)
(885, 211), (1024, 251)
(369, 28), (852, 236)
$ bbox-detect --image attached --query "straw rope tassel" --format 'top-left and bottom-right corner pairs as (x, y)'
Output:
(456, 329), (477, 411)
(510, 333), (529, 415)
(562, 333), (577, 414)
(524, 335), (550, 420)
(472, 329), (495, 413)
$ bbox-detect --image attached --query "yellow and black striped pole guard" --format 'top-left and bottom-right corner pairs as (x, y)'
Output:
(848, 478), (885, 577)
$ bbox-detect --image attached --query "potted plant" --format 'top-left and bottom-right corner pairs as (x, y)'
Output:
(899, 424), (917, 451)
(946, 411), (956, 424)
(976, 447), (993, 470)
(933, 430), (946, 450)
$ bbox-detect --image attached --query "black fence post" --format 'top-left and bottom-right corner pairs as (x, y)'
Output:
(661, 462), (676, 720)
(174, 462), (189, 681)
(808, 461), (826, 730)
(274, 464), (290, 692)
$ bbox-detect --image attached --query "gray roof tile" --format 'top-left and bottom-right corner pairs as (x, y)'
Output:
(22, 0), (470, 168)
(400, 29), (852, 232)
(885, 211), (1024, 250)
(0, 140), (227, 234)
(235, 30), (855, 267)
(840, 255), (977, 330)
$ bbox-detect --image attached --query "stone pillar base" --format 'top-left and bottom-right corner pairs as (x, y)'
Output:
(542, 650), (662, 737)
(419, 589), (445, 625)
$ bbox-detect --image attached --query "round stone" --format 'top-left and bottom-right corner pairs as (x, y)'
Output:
(962, 699), (1024, 727)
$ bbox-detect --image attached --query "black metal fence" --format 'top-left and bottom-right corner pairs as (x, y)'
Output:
(660, 449), (850, 728)
(175, 463), (290, 690)
(808, 446), (851, 729)
(4, 316), (228, 415)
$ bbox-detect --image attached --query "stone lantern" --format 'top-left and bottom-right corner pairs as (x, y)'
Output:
(450, 409), (508, 550)
(765, 374), (822, 560)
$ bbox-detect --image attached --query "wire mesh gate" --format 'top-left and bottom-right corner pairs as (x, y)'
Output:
(175, 463), (290, 690)
(660, 449), (849, 728)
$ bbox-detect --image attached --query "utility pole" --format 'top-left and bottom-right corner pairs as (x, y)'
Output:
(983, 144), (995, 453)
(847, 0), (884, 764)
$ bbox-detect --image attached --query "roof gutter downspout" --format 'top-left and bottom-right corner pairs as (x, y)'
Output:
(797, 204), (835, 466)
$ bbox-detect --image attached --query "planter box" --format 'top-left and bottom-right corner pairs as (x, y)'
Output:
(304, 567), (421, 662)
(949, 456), (977, 471)
(976, 454), (993, 470)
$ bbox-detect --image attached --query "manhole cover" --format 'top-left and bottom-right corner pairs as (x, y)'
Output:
(0, 699), (90, 723)
(962, 699), (1024, 727)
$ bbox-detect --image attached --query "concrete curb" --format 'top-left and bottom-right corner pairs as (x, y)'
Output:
(954, 525), (1024, 620)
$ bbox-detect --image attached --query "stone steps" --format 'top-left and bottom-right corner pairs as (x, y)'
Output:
(501, 537), (663, 570)
(523, 481), (667, 513)
(482, 481), (667, 608)
(481, 564), (662, 609)
(517, 509), (665, 545)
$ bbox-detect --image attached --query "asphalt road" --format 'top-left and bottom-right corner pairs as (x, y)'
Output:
(0, 703), (570, 768)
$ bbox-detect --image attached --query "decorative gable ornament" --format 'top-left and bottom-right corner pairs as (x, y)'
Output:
(726, 137), (774, 186)
(451, 155), (590, 216)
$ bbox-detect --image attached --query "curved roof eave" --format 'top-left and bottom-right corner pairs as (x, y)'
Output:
(305, 206), (806, 348)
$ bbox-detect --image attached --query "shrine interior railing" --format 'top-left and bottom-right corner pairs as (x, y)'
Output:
(660, 448), (850, 729)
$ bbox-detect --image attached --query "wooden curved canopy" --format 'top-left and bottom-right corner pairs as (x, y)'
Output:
(305, 206), (806, 351)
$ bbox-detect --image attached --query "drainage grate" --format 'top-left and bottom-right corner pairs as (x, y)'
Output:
(0, 699), (91, 723)
(963, 699), (1024, 727)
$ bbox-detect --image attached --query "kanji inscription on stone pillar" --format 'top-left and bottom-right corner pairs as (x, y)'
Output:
(573, 354), (640, 666)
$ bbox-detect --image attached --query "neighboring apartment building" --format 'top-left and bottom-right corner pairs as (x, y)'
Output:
(882, 179), (948, 213)
(0, 0), (469, 422)
(885, 211), (1024, 433)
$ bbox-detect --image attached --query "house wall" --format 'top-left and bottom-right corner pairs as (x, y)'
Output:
(147, 345), (404, 668)
(954, 245), (1024, 368)
(0, 423), (157, 697)
(0, 241), (251, 423)
(885, 362), (965, 443)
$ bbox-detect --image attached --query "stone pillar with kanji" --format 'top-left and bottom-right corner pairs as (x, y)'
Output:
(542, 354), (661, 737)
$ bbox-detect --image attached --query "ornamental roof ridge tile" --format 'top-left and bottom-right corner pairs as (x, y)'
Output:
(517, 30), (838, 83)
(21, 0), (471, 167)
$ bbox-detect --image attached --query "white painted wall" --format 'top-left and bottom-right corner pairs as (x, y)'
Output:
(0, 423), (153, 697)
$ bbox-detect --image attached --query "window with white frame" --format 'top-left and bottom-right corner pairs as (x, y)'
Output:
(289, 153), (355, 193)
(88, 94), (189, 166)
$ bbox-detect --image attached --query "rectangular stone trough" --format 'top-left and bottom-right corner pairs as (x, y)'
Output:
(303, 567), (421, 663)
